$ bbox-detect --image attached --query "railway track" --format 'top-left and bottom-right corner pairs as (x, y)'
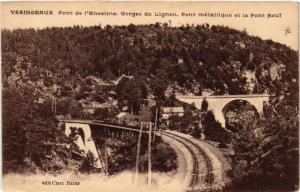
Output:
(162, 131), (214, 192)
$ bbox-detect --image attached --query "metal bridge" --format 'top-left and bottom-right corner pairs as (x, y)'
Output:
(59, 119), (228, 191)
(59, 119), (151, 169)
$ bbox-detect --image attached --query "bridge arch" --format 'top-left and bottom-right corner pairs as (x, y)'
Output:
(176, 94), (269, 128)
(221, 99), (260, 131)
(64, 122), (102, 168)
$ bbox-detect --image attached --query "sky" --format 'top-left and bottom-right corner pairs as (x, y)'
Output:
(1, 1), (298, 50)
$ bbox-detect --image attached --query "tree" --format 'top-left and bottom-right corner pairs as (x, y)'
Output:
(191, 121), (201, 138)
(227, 98), (298, 191)
(26, 118), (57, 167)
(2, 87), (28, 173)
(127, 23), (136, 33)
(151, 142), (177, 172)
(201, 98), (208, 112)
(79, 151), (99, 173)
(168, 113), (181, 131)
(3, 85), (69, 173)
(202, 110), (230, 143)
(116, 77), (148, 114)
(93, 108), (113, 120)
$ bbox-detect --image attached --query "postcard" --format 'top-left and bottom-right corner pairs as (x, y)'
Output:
(1, 1), (298, 192)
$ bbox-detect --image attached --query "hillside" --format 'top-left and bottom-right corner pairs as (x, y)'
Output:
(2, 23), (299, 191)
(2, 23), (298, 99)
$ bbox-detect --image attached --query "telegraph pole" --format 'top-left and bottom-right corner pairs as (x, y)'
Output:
(148, 122), (152, 189)
(135, 122), (143, 186)
(153, 107), (158, 142)
(105, 141), (108, 175)
(54, 96), (57, 115)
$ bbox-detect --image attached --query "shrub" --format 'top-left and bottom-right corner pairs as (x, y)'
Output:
(79, 151), (99, 173)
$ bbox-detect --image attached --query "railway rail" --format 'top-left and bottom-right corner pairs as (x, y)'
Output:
(162, 131), (214, 192)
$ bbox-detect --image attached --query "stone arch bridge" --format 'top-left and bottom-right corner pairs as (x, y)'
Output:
(176, 94), (269, 127)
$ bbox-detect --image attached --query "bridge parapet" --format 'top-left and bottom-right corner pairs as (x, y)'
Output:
(176, 94), (270, 127)
(176, 94), (270, 99)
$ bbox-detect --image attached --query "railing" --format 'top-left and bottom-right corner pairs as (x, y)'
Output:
(60, 119), (151, 133)
(176, 94), (270, 99)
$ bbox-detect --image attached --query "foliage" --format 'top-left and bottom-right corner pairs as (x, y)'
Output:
(2, 85), (71, 173)
(226, 96), (298, 191)
(107, 138), (142, 174)
(105, 136), (177, 174)
(2, 24), (297, 96)
(93, 108), (113, 120)
(224, 100), (259, 132)
(79, 151), (99, 173)
(168, 114), (182, 131)
(201, 98), (208, 112)
(202, 110), (231, 143)
(116, 76), (148, 114)
(2, 24), (298, 182)
(56, 97), (84, 118)
(151, 106), (162, 128)
(2, 87), (28, 173)
(150, 142), (177, 172)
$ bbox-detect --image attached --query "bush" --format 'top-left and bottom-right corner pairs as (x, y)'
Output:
(225, 98), (299, 191)
(79, 151), (99, 173)
(151, 142), (177, 172)
(202, 110), (231, 143)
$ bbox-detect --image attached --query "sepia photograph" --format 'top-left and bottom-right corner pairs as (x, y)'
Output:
(1, 2), (299, 192)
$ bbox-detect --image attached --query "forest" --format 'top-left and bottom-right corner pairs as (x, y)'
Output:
(2, 23), (298, 95)
(2, 23), (298, 191)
